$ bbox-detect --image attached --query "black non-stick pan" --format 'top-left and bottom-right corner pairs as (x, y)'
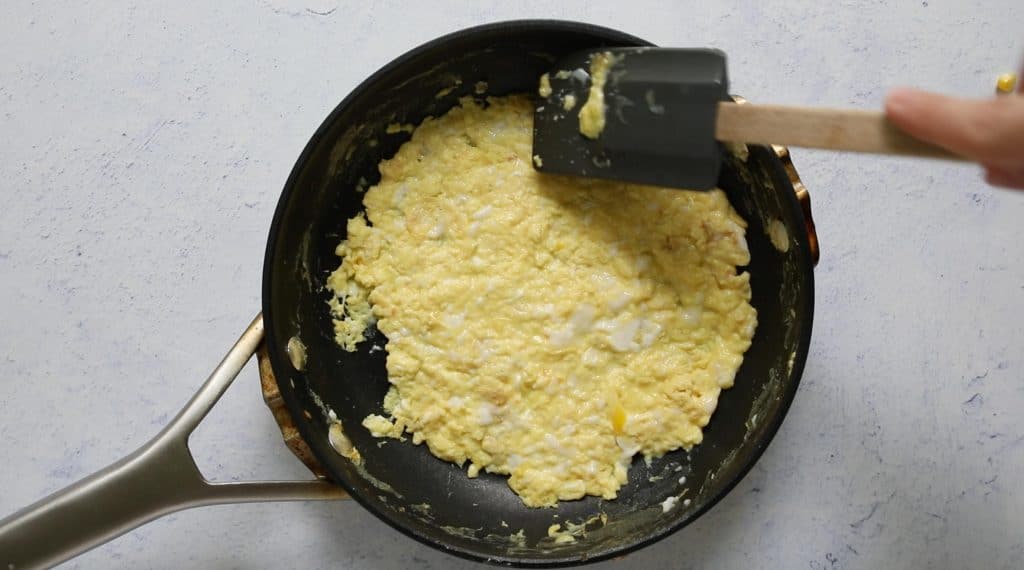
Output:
(0, 20), (817, 568)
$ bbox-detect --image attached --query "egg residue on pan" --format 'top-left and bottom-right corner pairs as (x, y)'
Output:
(327, 95), (756, 508)
(577, 51), (618, 139)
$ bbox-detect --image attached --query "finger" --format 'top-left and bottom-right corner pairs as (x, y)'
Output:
(885, 88), (1024, 161)
(984, 165), (1024, 190)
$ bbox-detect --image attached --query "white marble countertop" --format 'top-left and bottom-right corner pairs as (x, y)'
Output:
(2, 1), (1023, 568)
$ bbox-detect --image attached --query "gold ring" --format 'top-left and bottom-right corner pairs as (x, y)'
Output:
(996, 72), (1018, 95)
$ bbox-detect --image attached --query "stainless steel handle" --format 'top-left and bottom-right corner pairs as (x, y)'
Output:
(0, 314), (346, 569)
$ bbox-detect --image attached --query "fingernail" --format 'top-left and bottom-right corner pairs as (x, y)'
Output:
(885, 88), (915, 114)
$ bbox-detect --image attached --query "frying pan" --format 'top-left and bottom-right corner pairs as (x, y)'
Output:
(0, 20), (817, 568)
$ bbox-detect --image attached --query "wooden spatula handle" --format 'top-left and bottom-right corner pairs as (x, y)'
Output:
(715, 102), (964, 160)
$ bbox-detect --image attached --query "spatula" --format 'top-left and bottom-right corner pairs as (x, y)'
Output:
(531, 48), (962, 190)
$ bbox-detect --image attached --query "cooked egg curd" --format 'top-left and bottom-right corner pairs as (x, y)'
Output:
(577, 51), (617, 139)
(327, 95), (756, 507)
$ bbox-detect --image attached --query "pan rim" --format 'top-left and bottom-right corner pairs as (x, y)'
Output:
(262, 18), (815, 567)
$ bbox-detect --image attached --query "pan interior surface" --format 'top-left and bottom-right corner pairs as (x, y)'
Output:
(263, 20), (814, 567)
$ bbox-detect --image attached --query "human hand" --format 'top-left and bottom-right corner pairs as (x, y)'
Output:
(885, 85), (1024, 190)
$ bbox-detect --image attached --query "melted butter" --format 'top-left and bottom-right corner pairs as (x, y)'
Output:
(327, 95), (756, 508)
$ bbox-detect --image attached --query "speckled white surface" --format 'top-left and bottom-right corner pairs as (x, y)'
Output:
(2, 1), (1023, 568)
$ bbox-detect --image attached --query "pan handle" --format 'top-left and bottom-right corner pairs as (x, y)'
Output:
(0, 314), (347, 569)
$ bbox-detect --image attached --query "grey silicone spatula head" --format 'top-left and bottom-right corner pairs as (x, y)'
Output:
(532, 47), (729, 190)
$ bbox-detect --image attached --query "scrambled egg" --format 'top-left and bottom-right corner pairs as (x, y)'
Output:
(327, 95), (756, 508)
(538, 73), (553, 98)
(577, 52), (618, 139)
